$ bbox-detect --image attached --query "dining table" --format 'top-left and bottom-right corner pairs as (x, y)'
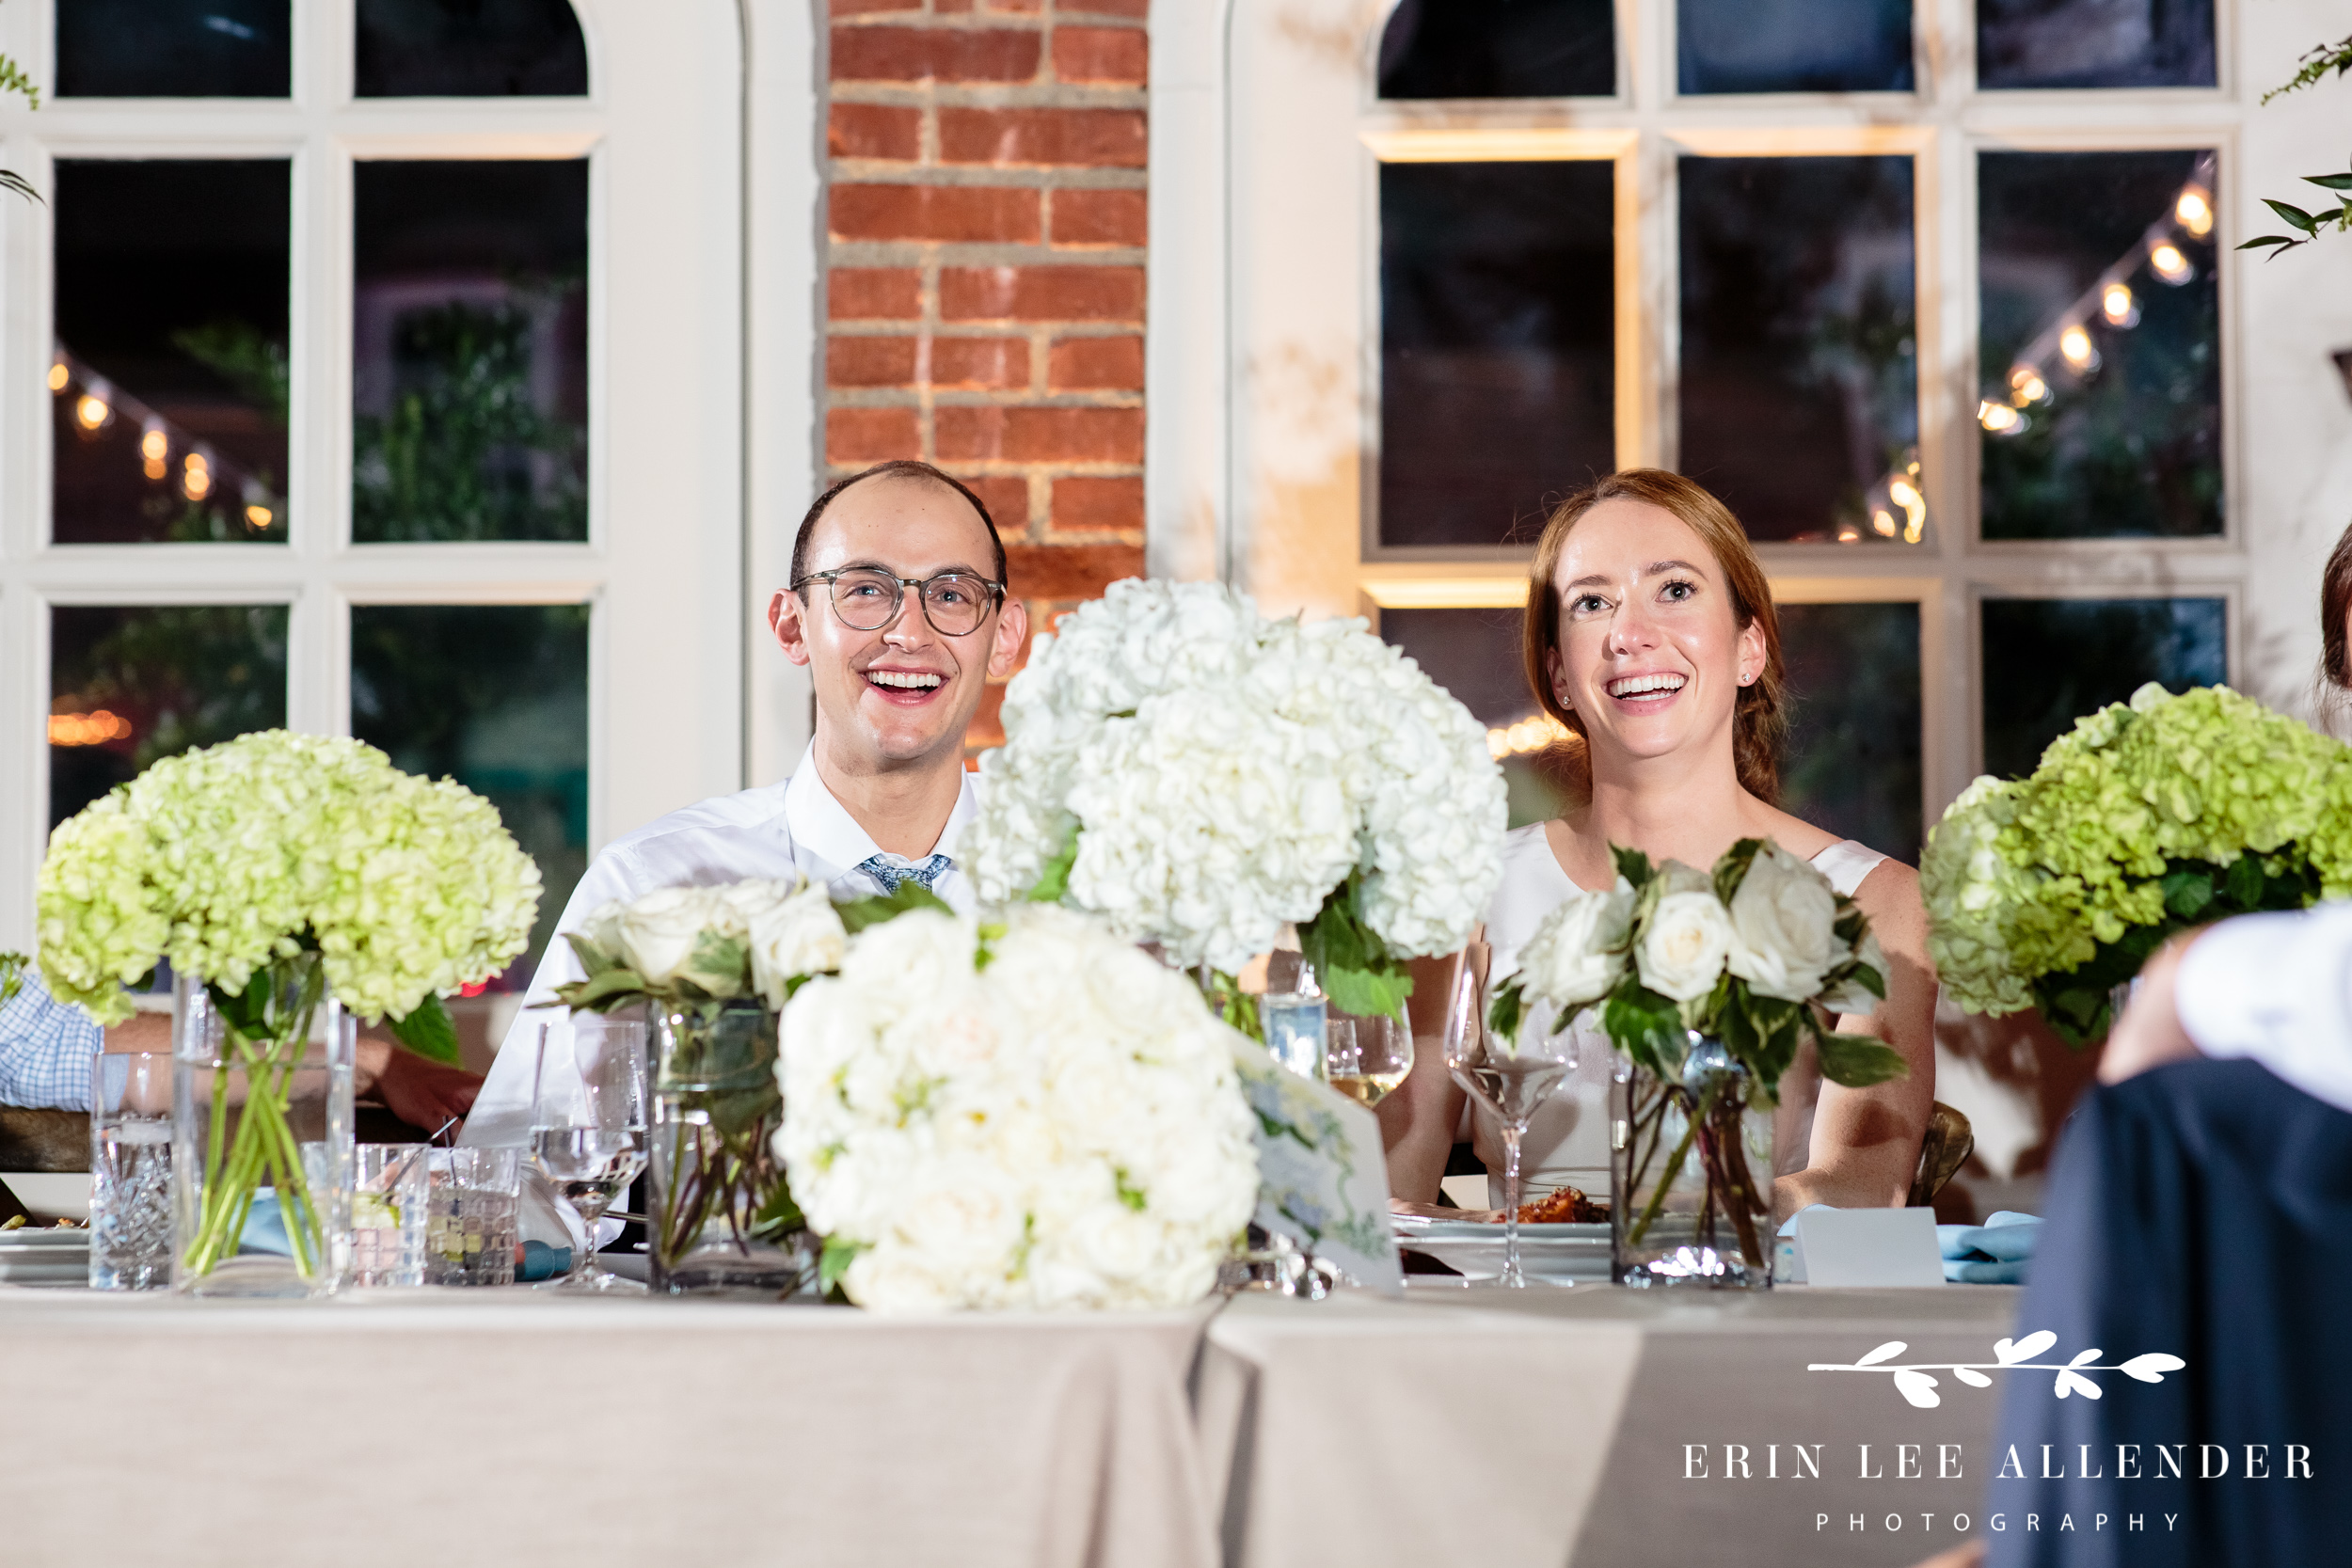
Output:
(0, 1278), (2019, 1567)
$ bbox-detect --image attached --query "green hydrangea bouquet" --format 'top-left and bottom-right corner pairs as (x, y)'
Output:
(1922, 684), (2352, 1043)
(38, 731), (540, 1282)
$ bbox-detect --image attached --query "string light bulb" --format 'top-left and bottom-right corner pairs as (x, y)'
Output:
(47, 361), (68, 392)
(244, 504), (272, 531)
(1486, 713), (1573, 761)
(75, 393), (109, 430)
(1979, 400), (2024, 435)
(2101, 282), (2138, 327)
(2059, 325), (2097, 371)
(2150, 243), (2192, 284)
(2009, 365), (2049, 404)
(2174, 185), (2213, 239)
(183, 451), (211, 501)
(1871, 507), (1899, 538)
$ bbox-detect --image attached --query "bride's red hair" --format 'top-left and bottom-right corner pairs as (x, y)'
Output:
(1519, 469), (1789, 802)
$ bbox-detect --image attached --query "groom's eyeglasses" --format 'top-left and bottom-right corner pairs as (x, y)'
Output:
(795, 568), (1007, 638)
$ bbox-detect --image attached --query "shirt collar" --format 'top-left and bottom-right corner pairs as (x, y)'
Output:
(783, 757), (978, 884)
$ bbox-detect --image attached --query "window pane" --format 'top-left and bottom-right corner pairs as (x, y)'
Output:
(353, 161), (589, 544)
(49, 605), (289, 830)
(1779, 602), (1922, 864)
(1678, 0), (1912, 94)
(350, 604), (590, 989)
(1378, 608), (1571, 830)
(1377, 0), (1614, 99)
(1380, 162), (1614, 549)
(57, 1), (290, 98)
(53, 162), (290, 546)
(1678, 156), (1918, 545)
(357, 0), (590, 97)
(1978, 150), (2220, 541)
(1978, 0), (2215, 90)
(1980, 596), (2225, 779)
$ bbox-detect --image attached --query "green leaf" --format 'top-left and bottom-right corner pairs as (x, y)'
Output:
(1610, 844), (1654, 889)
(834, 882), (954, 934)
(2305, 171), (2352, 191)
(818, 1235), (867, 1293)
(387, 992), (461, 1066)
(1025, 825), (1080, 903)
(1114, 1168), (1148, 1212)
(1322, 960), (1413, 1021)
(0, 168), (40, 206)
(563, 930), (619, 979)
(2224, 854), (2265, 909)
(1846, 961), (1886, 1003)
(1711, 837), (1765, 906)
(551, 967), (652, 1013)
(2264, 198), (2320, 234)
(1298, 880), (1415, 1022)
(2159, 867), (2216, 920)
(973, 921), (1007, 972)
(1816, 1032), (1910, 1089)
(1602, 978), (1685, 1080)
(1486, 978), (1525, 1045)
(2237, 234), (2299, 253)
(747, 1173), (803, 1242)
(0, 951), (24, 1009)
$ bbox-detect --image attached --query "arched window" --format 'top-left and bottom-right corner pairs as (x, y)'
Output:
(1376, 0), (1613, 101)
(357, 0), (590, 98)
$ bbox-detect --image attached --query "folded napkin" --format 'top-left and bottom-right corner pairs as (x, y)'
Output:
(1936, 1210), (2041, 1284)
(517, 1240), (572, 1282)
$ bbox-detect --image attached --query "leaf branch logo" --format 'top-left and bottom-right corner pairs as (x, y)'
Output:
(1808, 1331), (2186, 1409)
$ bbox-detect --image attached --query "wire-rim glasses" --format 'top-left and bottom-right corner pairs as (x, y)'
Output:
(794, 568), (1005, 637)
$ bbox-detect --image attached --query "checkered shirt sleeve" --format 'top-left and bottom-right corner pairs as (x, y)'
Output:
(0, 968), (105, 1112)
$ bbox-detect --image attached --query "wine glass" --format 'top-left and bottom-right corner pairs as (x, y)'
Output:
(1442, 942), (1576, 1288)
(1325, 1011), (1415, 1111)
(530, 1016), (649, 1293)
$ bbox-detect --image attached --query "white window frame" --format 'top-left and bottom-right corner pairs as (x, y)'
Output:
(0, 0), (787, 950)
(1152, 0), (2344, 838)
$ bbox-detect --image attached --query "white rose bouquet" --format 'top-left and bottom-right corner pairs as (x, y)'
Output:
(554, 875), (850, 1019)
(1489, 838), (1903, 1093)
(965, 578), (1508, 1021)
(779, 902), (1262, 1312)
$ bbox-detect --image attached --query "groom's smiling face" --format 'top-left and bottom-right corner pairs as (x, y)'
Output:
(771, 476), (1027, 769)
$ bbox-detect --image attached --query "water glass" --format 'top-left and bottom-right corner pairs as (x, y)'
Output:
(531, 1017), (649, 1293)
(425, 1148), (520, 1287)
(1442, 942), (1575, 1289)
(352, 1144), (430, 1288)
(89, 1053), (172, 1291)
(1262, 991), (1327, 1082)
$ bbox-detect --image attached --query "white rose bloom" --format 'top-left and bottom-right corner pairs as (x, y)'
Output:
(614, 884), (709, 985)
(747, 882), (847, 1008)
(573, 897), (628, 966)
(1514, 878), (1637, 1012)
(716, 876), (804, 931)
(1724, 844), (1842, 1002)
(1637, 889), (1736, 1003)
(1821, 929), (1890, 1016)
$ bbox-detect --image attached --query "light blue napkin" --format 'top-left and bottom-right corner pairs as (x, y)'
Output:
(1936, 1210), (2041, 1284)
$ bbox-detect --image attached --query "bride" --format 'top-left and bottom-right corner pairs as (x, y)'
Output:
(1384, 469), (1938, 1217)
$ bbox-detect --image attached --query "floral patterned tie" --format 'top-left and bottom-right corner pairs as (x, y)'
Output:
(856, 853), (952, 894)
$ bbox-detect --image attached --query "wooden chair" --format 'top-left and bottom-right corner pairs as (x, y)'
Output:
(1908, 1101), (1975, 1208)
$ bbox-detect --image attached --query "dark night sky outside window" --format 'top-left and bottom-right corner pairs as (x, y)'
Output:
(1380, 161), (1615, 549)
(1979, 150), (2220, 540)
(1980, 596), (2226, 779)
(1779, 602), (1922, 864)
(1677, 0), (1914, 94)
(1378, 0), (1615, 100)
(357, 0), (591, 97)
(57, 1), (290, 98)
(1977, 0), (2215, 90)
(53, 160), (290, 545)
(1677, 155), (1917, 544)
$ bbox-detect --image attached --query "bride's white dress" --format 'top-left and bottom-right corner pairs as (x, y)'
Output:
(1472, 824), (1887, 1209)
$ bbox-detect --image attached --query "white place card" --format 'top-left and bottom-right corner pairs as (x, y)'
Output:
(1230, 1038), (1405, 1294)
(1790, 1205), (1946, 1288)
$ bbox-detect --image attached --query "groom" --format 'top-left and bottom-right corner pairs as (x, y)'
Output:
(463, 459), (1029, 1147)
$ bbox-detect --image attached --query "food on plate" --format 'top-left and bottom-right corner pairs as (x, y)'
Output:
(1489, 1186), (1609, 1225)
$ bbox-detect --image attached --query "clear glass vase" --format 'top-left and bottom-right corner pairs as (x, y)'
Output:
(647, 1002), (805, 1295)
(1610, 1036), (1775, 1291)
(170, 960), (357, 1298)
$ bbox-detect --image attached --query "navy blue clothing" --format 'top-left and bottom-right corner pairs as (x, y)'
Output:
(1985, 1058), (2352, 1567)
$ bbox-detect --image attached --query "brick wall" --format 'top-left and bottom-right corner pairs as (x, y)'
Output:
(824, 0), (1149, 753)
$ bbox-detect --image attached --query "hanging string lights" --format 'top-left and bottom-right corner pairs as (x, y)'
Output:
(47, 342), (280, 531)
(1979, 152), (2217, 438)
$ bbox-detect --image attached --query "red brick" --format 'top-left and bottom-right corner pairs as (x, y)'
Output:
(832, 183), (1041, 244)
(1066, 0), (1149, 15)
(951, 473), (1031, 531)
(930, 337), (1030, 388)
(833, 0), (920, 13)
(1050, 476), (1144, 532)
(1051, 188), (1146, 247)
(1047, 335), (1143, 390)
(828, 103), (921, 162)
(829, 268), (921, 321)
(1003, 541), (1146, 597)
(827, 336), (919, 388)
(939, 265), (1144, 323)
(938, 107), (1147, 168)
(935, 406), (1143, 464)
(832, 26), (1041, 84)
(826, 406), (920, 464)
(1052, 26), (1146, 85)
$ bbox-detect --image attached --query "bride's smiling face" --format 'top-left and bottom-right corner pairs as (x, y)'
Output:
(1544, 498), (1765, 768)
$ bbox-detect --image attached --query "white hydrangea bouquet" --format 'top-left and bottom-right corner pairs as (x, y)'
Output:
(1491, 840), (1903, 1275)
(778, 902), (1262, 1312)
(1923, 684), (2352, 1043)
(37, 730), (540, 1283)
(965, 578), (1508, 1022)
(553, 876), (861, 1285)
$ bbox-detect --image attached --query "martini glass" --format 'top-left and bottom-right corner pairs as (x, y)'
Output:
(1442, 942), (1577, 1288)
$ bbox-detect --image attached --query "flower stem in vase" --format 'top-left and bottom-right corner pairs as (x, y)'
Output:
(1628, 1080), (1718, 1250)
(1701, 1091), (1768, 1268)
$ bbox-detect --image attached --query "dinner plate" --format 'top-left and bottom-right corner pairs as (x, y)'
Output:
(1391, 1218), (1611, 1283)
(0, 1227), (91, 1288)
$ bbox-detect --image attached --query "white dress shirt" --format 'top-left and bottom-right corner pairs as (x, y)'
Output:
(464, 757), (979, 1149)
(2175, 900), (2352, 1115)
